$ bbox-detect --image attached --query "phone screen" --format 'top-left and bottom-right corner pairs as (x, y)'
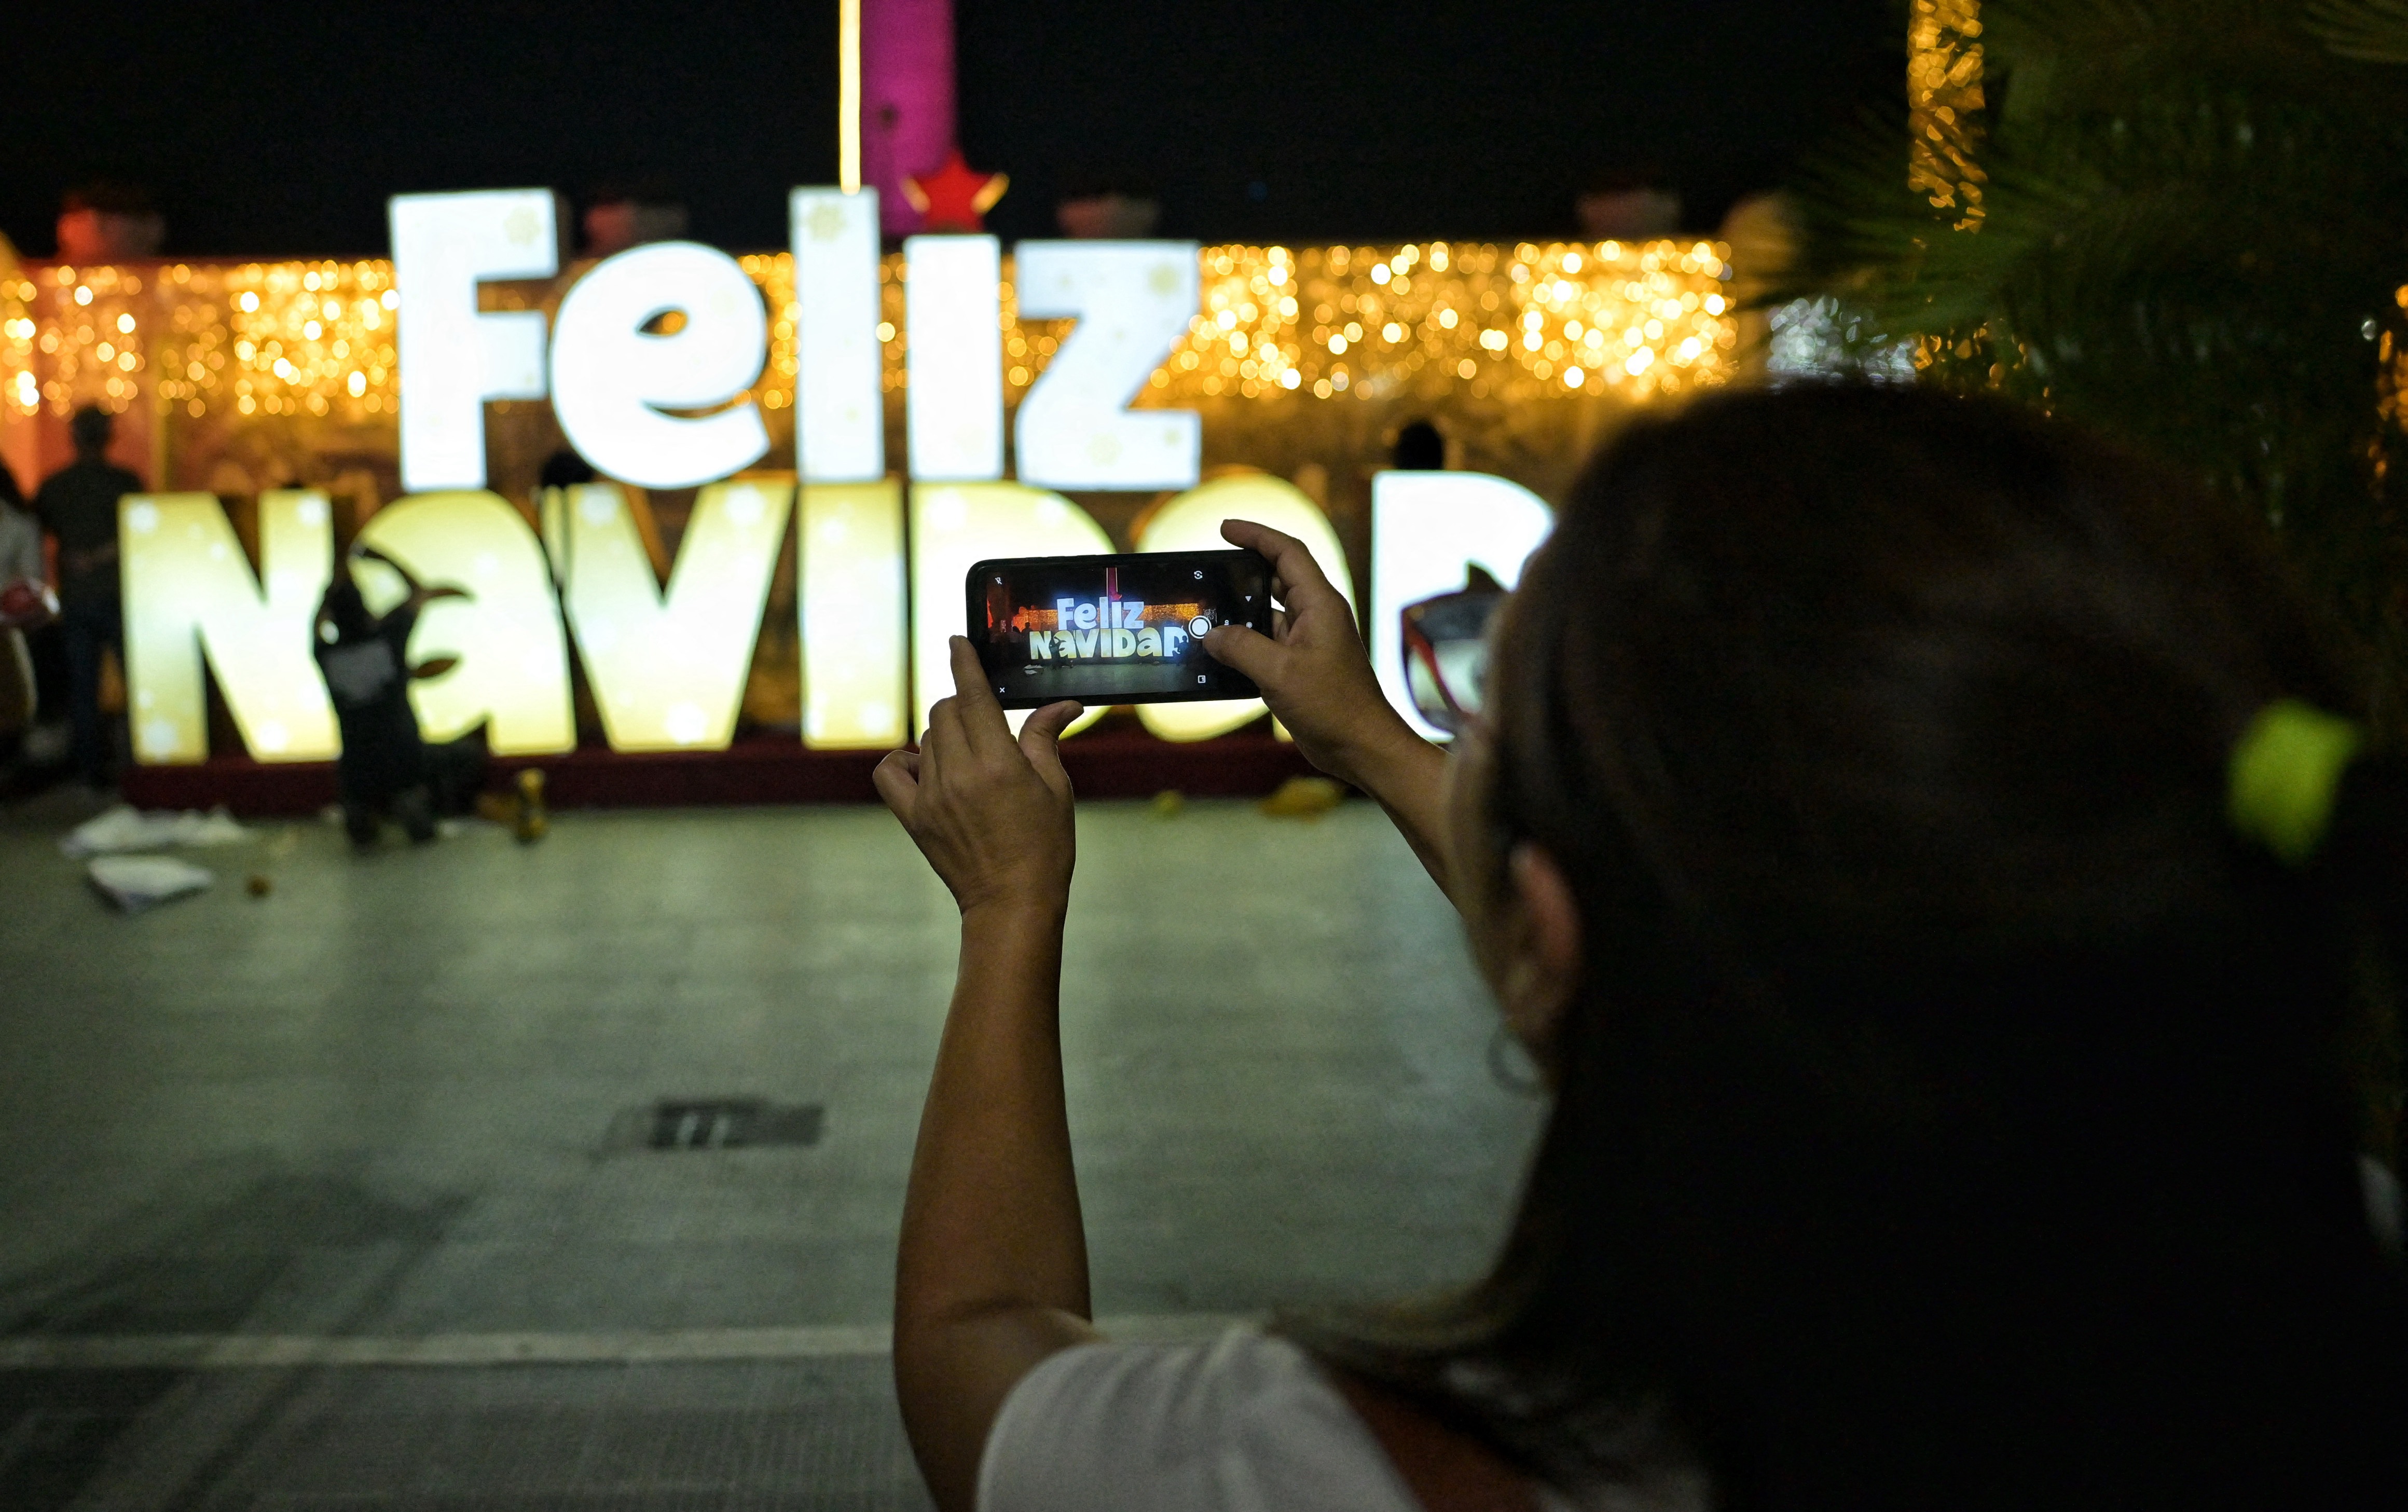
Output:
(967, 549), (1273, 707)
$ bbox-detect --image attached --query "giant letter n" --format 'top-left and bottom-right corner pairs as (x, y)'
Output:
(122, 490), (338, 764)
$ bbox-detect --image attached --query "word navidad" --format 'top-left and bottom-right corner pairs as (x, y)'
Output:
(120, 187), (1559, 766)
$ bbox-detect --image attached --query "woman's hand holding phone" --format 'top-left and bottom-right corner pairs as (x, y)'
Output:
(876, 636), (1084, 920)
(1203, 518), (1426, 791)
(1204, 518), (1455, 896)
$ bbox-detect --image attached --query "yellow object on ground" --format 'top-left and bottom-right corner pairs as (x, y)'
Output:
(513, 768), (549, 844)
(1258, 776), (1345, 819)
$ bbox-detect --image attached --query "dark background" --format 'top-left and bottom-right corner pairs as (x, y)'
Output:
(4, 1), (1898, 257)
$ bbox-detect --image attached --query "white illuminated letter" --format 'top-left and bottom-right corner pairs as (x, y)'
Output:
(910, 483), (1111, 734)
(389, 189), (557, 492)
(550, 242), (771, 489)
(905, 236), (1003, 482)
(121, 490), (338, 764)
(1371, 471), (1552, 739)
(1013, 242), (1201, 490)
(545, 479), (792, 750)
(1133, 472), (1355, 743)
(800, 479), (908, 748)
(355, 491), (574, 754)
(791, 188), (885, 484)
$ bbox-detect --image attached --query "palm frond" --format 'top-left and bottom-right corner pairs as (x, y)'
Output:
(2309, 0), (2408, 63)
(1792, 0), (2408, 648)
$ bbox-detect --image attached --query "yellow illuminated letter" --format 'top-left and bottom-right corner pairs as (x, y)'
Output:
(545, 478), (793, 750)
(355, 491), (575, 754)
(799, 480), (908, 747)
(910, 482), (1111, 734)
(1132, 472), (1355, 743)
(122, 489), (338, 764)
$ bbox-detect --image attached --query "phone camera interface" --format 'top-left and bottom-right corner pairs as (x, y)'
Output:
(969, 551), (1269, 707)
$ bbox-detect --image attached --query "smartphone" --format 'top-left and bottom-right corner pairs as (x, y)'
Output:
(967, 549), (1274, 708)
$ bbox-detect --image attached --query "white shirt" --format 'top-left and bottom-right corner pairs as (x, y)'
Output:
(980, 1327), (1648, 1512)
(0, 502), (41, 586)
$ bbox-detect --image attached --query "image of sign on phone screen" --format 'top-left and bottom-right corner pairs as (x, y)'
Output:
(966, 550), (1273, 707)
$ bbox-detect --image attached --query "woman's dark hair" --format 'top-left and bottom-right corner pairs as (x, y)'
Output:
(1295, 386), (2407, 1507)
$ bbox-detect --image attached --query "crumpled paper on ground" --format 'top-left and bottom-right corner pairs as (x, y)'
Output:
(59, 804), (252, 859)
(87, 855), (215, 913)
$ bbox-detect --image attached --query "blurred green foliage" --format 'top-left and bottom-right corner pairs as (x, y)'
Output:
(1797, 1), (2408, 704)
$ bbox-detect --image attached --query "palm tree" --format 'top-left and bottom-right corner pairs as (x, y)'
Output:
(1797, 0), (2408, 697)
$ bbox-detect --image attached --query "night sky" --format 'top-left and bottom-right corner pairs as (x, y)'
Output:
(6, 1), (1898, 257)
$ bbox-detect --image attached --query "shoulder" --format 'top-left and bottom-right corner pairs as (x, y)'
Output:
(976, 1326), (1419, 1512)
(34, 463), (103, 504)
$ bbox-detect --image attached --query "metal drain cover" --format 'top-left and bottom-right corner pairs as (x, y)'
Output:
(618, 1098), (824, 1150)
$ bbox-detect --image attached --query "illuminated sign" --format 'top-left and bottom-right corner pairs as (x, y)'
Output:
(389, 190), (557, 494)
(550, 243), (772, 489)
(119, 185), (1556, 764)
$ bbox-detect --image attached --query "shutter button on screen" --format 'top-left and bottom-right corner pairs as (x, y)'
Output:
(1187, 615), (1212, 638)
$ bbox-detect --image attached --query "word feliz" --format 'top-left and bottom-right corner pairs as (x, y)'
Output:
(393, 186), (1203, 496)
(119, 469), (1555, 765)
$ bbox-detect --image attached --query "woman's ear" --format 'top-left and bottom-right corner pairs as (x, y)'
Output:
(1497, 843), (1583, 1058)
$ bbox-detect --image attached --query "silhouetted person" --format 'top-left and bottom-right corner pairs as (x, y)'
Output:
(313, 545), (464, 848)
(537, 449), (597, 490)
(1391, 419), (1446, 471)
(34, 407), (141, 788)
(0, 463), (49, 760)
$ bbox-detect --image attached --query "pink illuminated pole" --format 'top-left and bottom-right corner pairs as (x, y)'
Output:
(862, 0), (957, 237)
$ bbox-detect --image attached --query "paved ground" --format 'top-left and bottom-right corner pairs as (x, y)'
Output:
(0, 790), (1541, 1510)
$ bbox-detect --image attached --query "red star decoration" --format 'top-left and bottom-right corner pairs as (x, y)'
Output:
(904, 150), (1009, 232)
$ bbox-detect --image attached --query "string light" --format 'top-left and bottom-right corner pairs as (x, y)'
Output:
(2, 241), (1736, 434)
(1909, 0), (1985, 230)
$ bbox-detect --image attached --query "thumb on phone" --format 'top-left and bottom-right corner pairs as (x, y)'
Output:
(1016, 700), (1083, 793)
(1203, 623), (1281, 688)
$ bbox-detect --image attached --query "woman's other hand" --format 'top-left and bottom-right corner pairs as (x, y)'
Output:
(876, 636), (1083, 919)
(1204, 518), (1423, 790)
(1205, 518), (1455, 896)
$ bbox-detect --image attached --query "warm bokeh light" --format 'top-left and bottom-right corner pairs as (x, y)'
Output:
(1909, 0), (1985, 230)
(6, 240), (1736, 429)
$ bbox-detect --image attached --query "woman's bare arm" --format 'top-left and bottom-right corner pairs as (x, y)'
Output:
(876, 639), (1098, 1512)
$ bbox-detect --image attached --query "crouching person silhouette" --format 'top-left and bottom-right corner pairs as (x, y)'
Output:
(313, 544), (464, 849)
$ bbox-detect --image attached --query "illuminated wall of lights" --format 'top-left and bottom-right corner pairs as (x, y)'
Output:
(0, 234), (1729, 767)
(2, 239), (1733, 431)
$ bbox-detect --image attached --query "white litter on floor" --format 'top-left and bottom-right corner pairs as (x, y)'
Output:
(58, 804), (253, 858)
(86, 855), (216, 913)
